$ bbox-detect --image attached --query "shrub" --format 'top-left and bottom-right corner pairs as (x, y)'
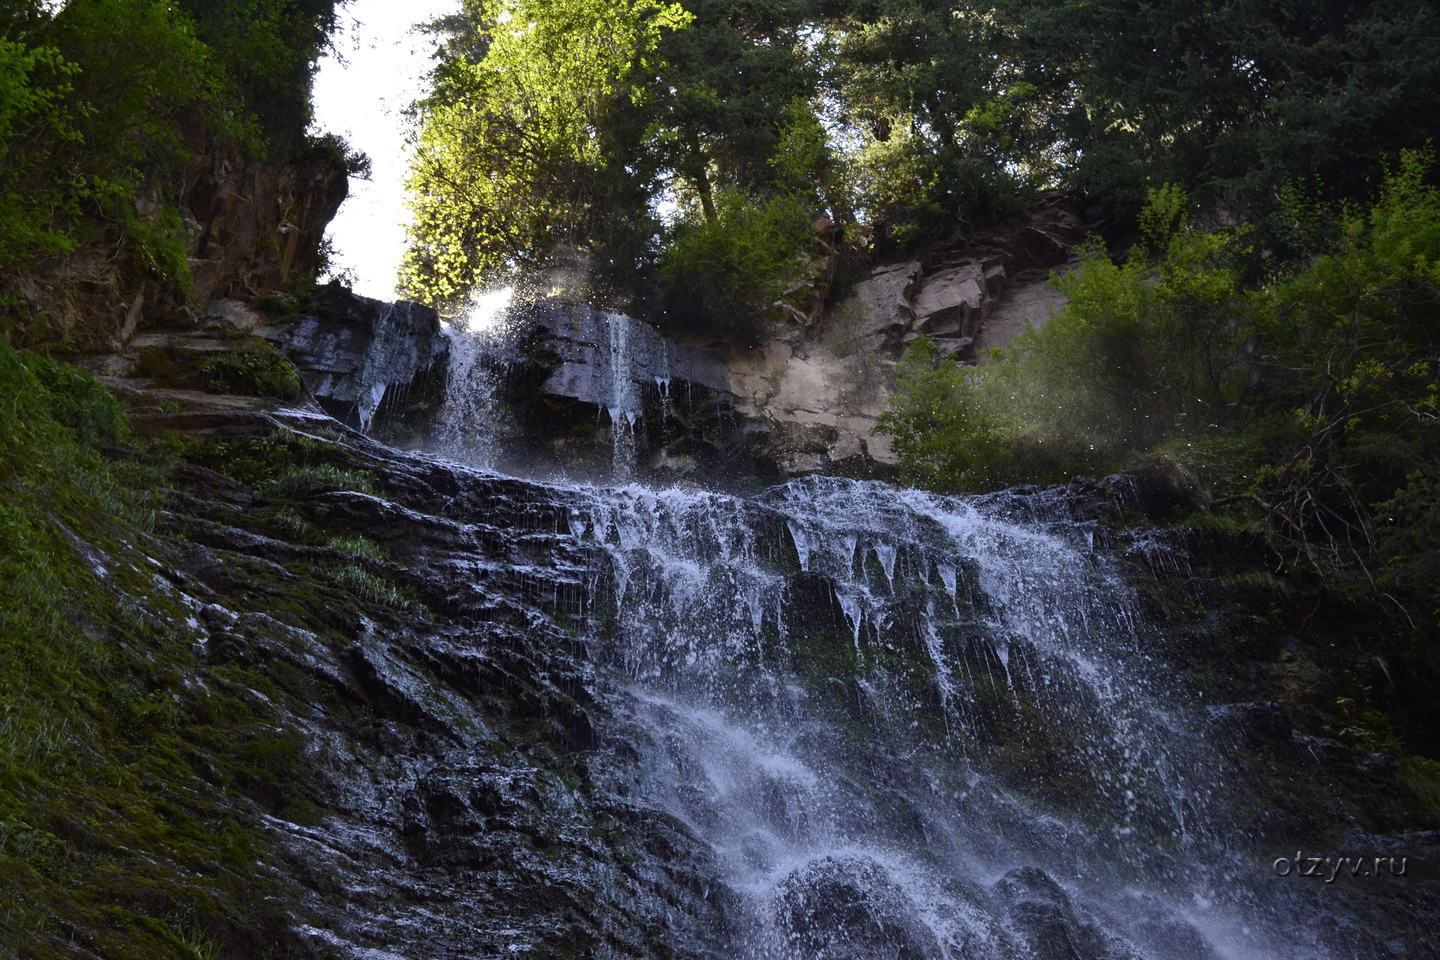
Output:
(879, 189), (1256, 492)
(198, 348), (302, 399)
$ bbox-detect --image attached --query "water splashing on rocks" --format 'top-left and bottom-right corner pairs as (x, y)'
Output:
(431, 287), (517, 467)
(559, 476), (1349, 960)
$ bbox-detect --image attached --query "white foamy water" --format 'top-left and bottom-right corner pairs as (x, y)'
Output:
(555, 476), (1341, 960)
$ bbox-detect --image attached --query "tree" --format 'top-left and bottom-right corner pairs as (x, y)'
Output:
(400, 0), (1440, 326)
(399, 0), (692, 307)
(0, 0), (350, 298)
(998, 0), (1440, 224)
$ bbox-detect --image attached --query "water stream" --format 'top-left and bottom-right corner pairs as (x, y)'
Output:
(381, 306), (1416, 958)
(541, 477), (1348, 960)
(431, 287), (518, 468)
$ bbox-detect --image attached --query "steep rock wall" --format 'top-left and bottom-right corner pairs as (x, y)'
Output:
(417, 194), (1100, 485)
(36, 403), (1438, 959)
(9, 140), (347, 353)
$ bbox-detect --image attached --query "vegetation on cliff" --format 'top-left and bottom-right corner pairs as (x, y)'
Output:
(0, 0), (353, 315)
(885, 157), (1439, 584)
(1, 0), (1439, 950)
(882, 154), (1440, 769)
(0, 342), (275, 957)
(401, 0), (1440, 324)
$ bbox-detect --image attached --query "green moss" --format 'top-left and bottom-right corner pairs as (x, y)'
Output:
(1399, 756), (1440, 828)
(0, 342), (322, 956)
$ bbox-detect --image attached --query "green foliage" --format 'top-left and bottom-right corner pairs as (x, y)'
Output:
(21, 350), (127, 447)
(1399, 755), (1440, 827)
(837, 9), (1052, 246)
(659, 187), (819, 339)
(324, 564), (414, 610)
(1376, 473), (1440, 628)
(0, 27), (80, 270)
(402, 0), (1440, 319)
(175, 0), (343, 153)
(997, 0), (1440, 225)
(123, 203), (197, 292)
(1, 0), (344, 324)
(881, 184), (1256, 490)
(882, 153), (1440, 609)
(197, 346), (302, 399)
(265, 463), (378, 498)
(0, 0), (237, 291)
(400, 0), (692, 306)
(326, 535), (386, 560)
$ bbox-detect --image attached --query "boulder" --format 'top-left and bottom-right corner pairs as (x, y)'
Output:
(846, 261), (921, 342)
(206, 298), (265, 332)
(521, 300), (732, 413)
(775, 856), (943, 960)
(268, 287), (448, 434)
(912, 264), (990, 337)
(992, 866), (1121, 960)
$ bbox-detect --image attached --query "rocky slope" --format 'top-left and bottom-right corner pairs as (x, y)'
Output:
(48, 179), (1085, 492)
(16, 398), (1438, 959)
(215, 194), (1092, 489)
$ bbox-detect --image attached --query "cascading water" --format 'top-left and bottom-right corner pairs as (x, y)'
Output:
(312, 301), (1434, 958)
(600, 310), (642, 479)
(553, 476), (1362, 960)
(177, 398), (1428, 959)
(431, 287), (518, 467)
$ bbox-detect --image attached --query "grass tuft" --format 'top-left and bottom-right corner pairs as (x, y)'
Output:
(325, 564), (412, 609)
(265, 463), (377, 498)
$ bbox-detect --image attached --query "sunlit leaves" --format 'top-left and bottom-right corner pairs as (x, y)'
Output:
(400, 0), (692, 306)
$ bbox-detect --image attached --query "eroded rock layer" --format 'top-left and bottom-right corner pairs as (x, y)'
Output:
(74, 403), (1440, 959)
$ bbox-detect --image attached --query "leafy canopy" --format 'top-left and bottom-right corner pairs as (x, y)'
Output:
(402, 0), (1440, 326)
(399, 0), (692, 305)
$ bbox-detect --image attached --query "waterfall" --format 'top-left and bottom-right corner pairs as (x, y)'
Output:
(289, 301), (1426, 958)
(558, 476), (1344, 960)
(432, 287), (517, 467)
(600, 310), (642, 479)
(654, 336), (673, 446)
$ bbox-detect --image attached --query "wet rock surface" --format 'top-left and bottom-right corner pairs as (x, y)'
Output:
(264, 286), (449, 436)
(775, 856), (944, 960)
(67, 399), (1440, 960)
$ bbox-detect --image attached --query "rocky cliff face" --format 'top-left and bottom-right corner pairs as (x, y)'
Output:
(50, 188), (1085, 489)
(42, 401), (1440, 959)
(356, 193), (1098, 487)
(184, 144), (349, 305)
(9, 139), (347, 353)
